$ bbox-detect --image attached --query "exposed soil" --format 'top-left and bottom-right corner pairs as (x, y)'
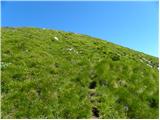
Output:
(89, 81), (100, 119)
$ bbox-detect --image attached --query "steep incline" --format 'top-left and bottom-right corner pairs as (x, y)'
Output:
(1, 27), (159, 118)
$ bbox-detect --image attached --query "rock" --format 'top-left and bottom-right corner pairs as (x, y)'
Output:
(68, 48), (73, 51)
(146, 64), (153, 68)
(67, 47), (78, 54)
(54, 37), (59, 41)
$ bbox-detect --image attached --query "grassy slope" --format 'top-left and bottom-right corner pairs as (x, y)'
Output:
(1, 27), (159, 118)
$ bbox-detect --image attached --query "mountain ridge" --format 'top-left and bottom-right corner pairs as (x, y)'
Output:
(2, 26), (158, 58)
(1, 27), (159, 119)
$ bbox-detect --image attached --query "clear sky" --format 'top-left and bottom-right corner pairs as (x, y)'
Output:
(1, 1), (158, 57)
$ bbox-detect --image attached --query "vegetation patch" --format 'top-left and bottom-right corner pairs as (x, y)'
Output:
(1, 27), (159, 119)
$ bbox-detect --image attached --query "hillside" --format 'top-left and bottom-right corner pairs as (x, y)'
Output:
(1, 27), (159, 119)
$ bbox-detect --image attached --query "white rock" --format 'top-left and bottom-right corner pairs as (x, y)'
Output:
(146, 64), (153, 68)
(68, 48), (73, 51)
(139, 58), (154, 68)
(54, 37), (59, 41)
(142, 57), (152, 63)
(67, 48), (79, 54)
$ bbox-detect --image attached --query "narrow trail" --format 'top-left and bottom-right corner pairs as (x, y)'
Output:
(91, 107), (99, 119)
(88, 81), (100, 119)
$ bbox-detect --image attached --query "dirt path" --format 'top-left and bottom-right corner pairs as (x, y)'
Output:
(88, 81), (100, 119)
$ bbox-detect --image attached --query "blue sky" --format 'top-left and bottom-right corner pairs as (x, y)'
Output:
(1, 1), (158, 57)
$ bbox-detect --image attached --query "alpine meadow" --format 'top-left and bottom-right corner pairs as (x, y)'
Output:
(1, 27), (159, 119)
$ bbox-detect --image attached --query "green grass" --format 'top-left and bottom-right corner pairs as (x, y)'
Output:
(1, 27), (159, 118)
